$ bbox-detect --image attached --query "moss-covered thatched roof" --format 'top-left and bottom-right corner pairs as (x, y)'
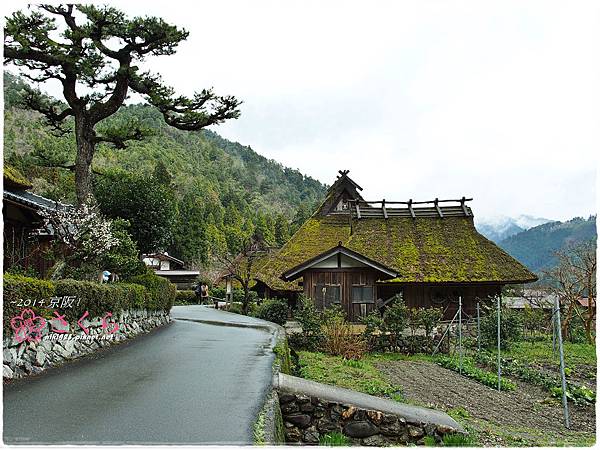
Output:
(3, 164), (32, 189)
(256, 214), (537, 292)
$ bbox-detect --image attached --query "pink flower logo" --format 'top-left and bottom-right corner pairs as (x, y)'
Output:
(10, 309), (47, 344)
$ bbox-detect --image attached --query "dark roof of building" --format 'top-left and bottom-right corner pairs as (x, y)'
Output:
(255, 172), (538, 292)
(3, 188), (69, 212)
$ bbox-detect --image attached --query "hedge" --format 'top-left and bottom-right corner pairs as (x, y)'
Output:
(3, 272), (175, 334)
(175, 290), (197, 304)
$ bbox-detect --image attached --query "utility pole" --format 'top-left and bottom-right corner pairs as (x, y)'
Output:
(554, 296), (570, 428)
(497, 294), (501, 391)
(476, 302), (481, 352)
(458, 296), (463, 374)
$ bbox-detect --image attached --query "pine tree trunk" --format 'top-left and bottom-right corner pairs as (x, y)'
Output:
(74, 115), (96, 205)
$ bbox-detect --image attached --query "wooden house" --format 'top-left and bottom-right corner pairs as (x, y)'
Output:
(142, 252), (199, 289)
(3, 165), (68, 276)
(254, 171), (537, 321)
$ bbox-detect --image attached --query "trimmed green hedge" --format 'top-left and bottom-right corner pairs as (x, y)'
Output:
(3, 273), (174, 334)
(175, 290), (197, 304)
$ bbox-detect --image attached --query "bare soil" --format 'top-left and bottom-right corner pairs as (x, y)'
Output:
(375, 359), (595, 445)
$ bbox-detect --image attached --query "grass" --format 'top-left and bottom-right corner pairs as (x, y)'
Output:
(297, 351), (403, 401)
(319, 432), (351, 446)
(506, 339), (596, 367)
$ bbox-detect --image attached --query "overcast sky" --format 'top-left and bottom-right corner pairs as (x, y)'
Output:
(5, 1), (599, 222)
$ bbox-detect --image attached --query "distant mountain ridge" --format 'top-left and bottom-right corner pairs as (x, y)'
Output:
(496, 216), (597, 273)
(475, 214), (552, 242)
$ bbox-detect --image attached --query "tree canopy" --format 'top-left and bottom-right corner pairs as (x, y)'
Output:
(4, 4), (241, 203)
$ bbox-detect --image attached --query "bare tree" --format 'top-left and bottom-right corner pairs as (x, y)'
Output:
(214, 235), (268, 315)
(543, 241), (596, 343)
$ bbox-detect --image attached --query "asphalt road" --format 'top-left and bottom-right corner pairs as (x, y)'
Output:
(3, 306), (277, 445)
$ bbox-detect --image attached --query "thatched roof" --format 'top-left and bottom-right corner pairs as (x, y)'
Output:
(255, 172), (537, 292)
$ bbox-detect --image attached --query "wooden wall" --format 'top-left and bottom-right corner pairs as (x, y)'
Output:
(303, 268), (380, 322)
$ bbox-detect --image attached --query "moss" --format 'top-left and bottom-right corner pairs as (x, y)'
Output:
(255, 213), (537, 290)
(3, 164), (32, 189)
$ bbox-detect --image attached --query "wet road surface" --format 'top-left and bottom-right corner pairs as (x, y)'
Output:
(3, 306), (276, 444)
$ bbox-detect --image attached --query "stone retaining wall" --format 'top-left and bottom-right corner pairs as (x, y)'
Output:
(279, 392), (458, 446)
(3, 309), (170, 380)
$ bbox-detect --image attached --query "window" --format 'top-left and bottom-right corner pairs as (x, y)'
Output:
(315, 284), (341, 308)
(352, 286), (374, 304)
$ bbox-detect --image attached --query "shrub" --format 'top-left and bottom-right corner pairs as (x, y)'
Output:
(3, 274), (55, 333)
(291, 295), (325, 351)
(383, 295), (408, 345)
(254, 298), (288, 325)
(322, 317), (367, 360)
(175, 290), (196, 304)
(3, 273), (173, 337)
(127, 273), (176, 311)
(480, 307), (523, 350)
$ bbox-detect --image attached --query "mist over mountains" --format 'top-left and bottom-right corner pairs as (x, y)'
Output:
(478, 215), (597, 273)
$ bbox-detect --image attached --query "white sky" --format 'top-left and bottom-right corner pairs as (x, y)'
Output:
(4, 0), (599, 221)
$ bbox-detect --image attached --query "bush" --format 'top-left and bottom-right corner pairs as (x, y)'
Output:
(3, 274), (55, 334)
(254, 298), (288, 325)
(3, 273), (173, 336)
(128, 273), (176, 311)
(383, 295), (408, 345)
(322, 316), (367, 360)
(480, 307), (523, 350)
(175, 290), (197, 305)
(291, 295), (326, 351)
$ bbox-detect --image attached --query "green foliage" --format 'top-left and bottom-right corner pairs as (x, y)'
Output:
(94, 169), (177, 254)
(383, 294), (408, 342)
(319, 432), (350, 446)
(128, 273), (176, 311)
(254, 298), (288, 325)
(101, 219), (147, 279)
(4, 74), (326, 262)
(3, 274), (55, 333)
(3, 273), (174, 335)
(475, 351), (596, 405)
(175, 290), (196, 305)
(416, 307), (444, 338)
(479, 306), (523, 350)
(290, 295), (326, 351)
(442, 433), (474, 446)
(436, 355), (517, 391)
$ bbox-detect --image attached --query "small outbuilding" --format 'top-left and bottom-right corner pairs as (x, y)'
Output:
(142, 252), (199, 289)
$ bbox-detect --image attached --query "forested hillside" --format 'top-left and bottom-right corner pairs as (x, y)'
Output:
(498, 216), (597, 273)
(3, 72), (326, 267)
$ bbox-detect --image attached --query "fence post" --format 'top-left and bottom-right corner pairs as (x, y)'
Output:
(554, 296), (570, 428)
(458, 296), (463, 374)
(497, 294), (501, 391)
(477, 302), (481, 352)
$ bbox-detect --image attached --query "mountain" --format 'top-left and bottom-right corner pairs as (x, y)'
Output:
(3, 72), (327, 265)
(475, 214), (552, 243)
(497, 216), (597, 273)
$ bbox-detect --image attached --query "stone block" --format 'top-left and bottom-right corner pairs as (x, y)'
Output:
(285, 413), (311, 429)
(343, 420), (379, 438)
